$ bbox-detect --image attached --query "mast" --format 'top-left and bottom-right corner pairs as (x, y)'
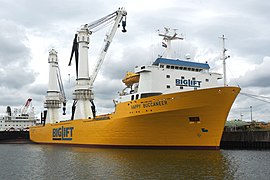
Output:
(219, 35), (229, 86)
(158, 27), (183, 58)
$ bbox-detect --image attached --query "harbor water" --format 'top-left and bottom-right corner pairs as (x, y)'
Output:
(0, 144), (269, 179)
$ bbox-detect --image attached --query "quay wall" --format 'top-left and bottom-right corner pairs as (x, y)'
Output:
(220, 131), (270, 149)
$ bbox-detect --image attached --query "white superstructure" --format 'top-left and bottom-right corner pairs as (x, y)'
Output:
(118, 58), (222, 103)
(117, 28), (222, 103)
(0, 99), (37, 131)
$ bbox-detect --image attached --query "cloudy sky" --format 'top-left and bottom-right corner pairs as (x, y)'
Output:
(0, 0), (270, 122)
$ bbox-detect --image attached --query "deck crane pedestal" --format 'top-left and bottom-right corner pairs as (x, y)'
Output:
(44, 49), (67, 124)
(68, 8), (127, 120)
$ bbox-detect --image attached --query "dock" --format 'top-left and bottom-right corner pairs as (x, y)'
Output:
(0, 131), (32, 144)
(220, 130), (270, 149)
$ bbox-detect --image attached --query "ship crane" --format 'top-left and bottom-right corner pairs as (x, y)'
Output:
(68, 8), (127, 120)
(43, 49), (67, 124)
(88, 11), (127, 88)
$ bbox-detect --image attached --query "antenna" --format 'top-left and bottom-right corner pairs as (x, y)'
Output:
(158, 27), (184, 58)
(219, 35), (230, 86)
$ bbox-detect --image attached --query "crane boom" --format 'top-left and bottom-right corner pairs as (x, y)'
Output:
(56, 64), (67, 114)
(89, 8), (127, 87)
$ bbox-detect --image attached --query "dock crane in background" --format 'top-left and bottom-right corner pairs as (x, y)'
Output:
(20, 98), (33, 116)
(68, 8), (127, 120)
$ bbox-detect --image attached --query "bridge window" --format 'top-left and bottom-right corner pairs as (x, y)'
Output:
(166, 75), (170, 78)
(205, 79), (209, 82)
(179, 67), (183, 70)
(192, 77), (196, 80)
(166, 65), (170, 69)
(141, 93), (162, 98)
(175, 66), (179, 70)
(171, 66), (175, 69)
(166, 85), (171, 89)
(160, 65), (164, 68)
(181, 76), (185, 79)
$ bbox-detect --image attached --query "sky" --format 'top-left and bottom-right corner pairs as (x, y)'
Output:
(0, 0), (270, 122)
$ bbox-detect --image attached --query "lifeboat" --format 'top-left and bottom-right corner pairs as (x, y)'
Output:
(122, 72), (140, 86)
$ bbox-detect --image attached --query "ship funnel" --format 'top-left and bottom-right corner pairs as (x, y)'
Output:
(6, 106), (11, 116)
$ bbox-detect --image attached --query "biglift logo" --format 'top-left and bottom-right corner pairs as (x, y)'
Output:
(175, 78), (202, 88)
(52, 126), (74, 140)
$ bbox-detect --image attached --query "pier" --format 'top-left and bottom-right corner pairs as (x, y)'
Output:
(220, 130), (270, 149)
(0, 131), (32, 144)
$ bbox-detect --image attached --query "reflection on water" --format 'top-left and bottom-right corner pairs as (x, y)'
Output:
(0, 144), (269, 179)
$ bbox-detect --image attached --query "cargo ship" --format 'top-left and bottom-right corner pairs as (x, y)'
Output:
(1, 99), (37, 143)
(0, 98), (37, 132)
(30, 8), (240, 149)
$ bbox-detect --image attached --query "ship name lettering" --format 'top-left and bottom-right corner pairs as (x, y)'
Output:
(52, 126), (74, 140)
(131, 104), (141, 109)
(143, 100), (167, 108)
(175, 78), (201, 87)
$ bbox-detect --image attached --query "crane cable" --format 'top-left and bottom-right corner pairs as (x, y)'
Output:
(239, 92), (270, 104)
(86, 11), (117, 32)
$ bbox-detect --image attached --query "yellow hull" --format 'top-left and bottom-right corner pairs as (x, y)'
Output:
(30, 86), (240, 149)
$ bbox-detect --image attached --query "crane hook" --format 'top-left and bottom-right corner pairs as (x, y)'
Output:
(62, 102), (66, 115)
(122, 16), (127, 33)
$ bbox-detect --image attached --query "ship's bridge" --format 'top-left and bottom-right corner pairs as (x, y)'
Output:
(117, 57), (222, 103)
(152, 58), (210, 71)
